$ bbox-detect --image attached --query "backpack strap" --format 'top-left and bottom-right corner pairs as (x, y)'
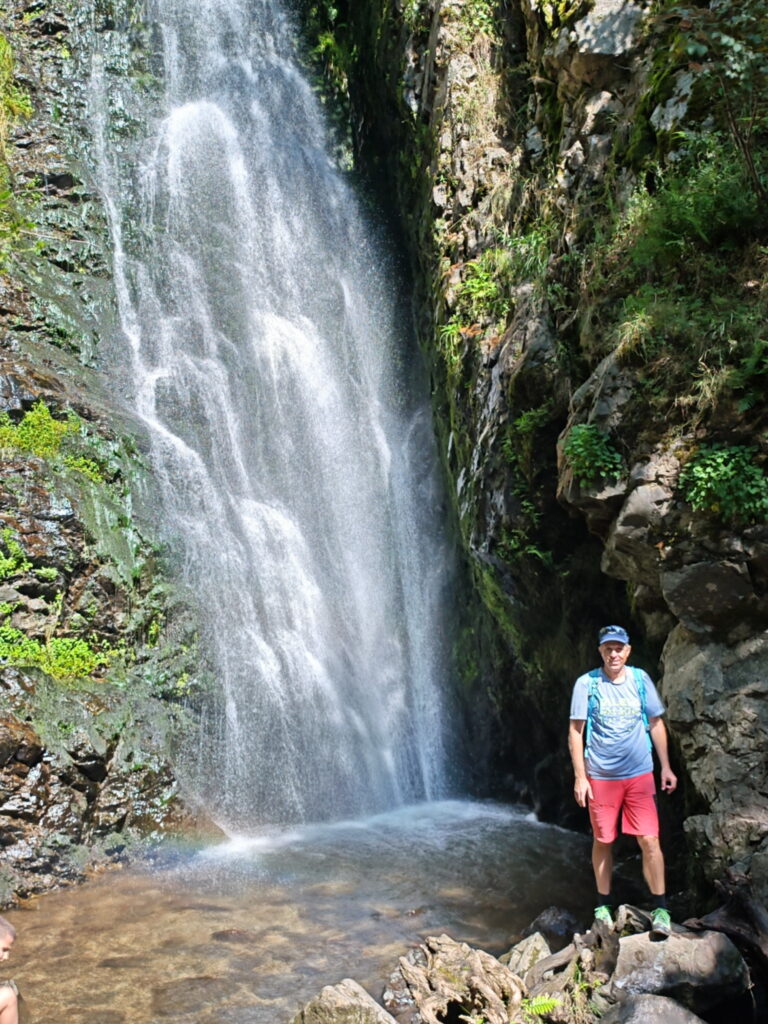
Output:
(585, 667), (653, 759)
(633, 666), (653, 752)
(584, 669), (601, 761)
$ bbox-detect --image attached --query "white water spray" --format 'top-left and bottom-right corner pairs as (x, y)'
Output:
(91, 0), (455, 831)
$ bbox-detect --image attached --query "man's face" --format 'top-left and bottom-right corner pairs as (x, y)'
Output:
(599, 641), (631, 677)
(0, 933), (13, 961)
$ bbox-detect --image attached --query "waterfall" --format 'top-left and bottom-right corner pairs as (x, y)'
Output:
(89, 0), (456, 832)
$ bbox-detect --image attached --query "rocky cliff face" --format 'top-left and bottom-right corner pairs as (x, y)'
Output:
(317, 0), (768, 902)
(0, 0), (205, 906)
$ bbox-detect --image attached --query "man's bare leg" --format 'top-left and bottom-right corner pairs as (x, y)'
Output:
(637, 834), (665, 897)
(592, 838), (614, 896)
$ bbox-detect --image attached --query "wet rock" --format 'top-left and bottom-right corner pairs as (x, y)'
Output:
(0, 715), (44, 768)
(382, 945), (425, 1024)
(610, 929), (748, 1013)
(600, 994), (706, 1023)
(522, 907), (581, 953)
(292, 978), (398, 1024)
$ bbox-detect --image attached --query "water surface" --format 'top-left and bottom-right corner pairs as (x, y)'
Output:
(9, 803), (592, 1023)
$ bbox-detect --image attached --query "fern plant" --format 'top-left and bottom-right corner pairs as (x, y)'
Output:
(520, 994), (560, 1021)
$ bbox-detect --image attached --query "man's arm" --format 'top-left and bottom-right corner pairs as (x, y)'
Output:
(649, 716), (677, 793)
(0, 981), (19, 1024)
(568, 719), (592, 807)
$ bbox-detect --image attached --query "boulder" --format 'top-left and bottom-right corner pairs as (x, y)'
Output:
(292, 979), (398, 1024)
(661, 560), (755, 634)
(573, 0), (646, 57)
(521, 907), (581, 953)
(611, 929), (748, 1013)
(600, 993), (706, 1023)
(499, 931), (551, 977)
(662, 627), (768, 897)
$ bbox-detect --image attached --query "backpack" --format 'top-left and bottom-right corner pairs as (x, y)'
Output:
(584, 666), (652, 760)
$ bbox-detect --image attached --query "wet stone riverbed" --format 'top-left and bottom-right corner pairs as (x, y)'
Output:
(7, 802), (593, 1024)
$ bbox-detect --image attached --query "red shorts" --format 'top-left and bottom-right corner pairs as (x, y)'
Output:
(588, 772), (658, 843)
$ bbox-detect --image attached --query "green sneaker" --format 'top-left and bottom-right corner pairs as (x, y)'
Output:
(593, 904), (613, 926)
(650, 907), (672, 937)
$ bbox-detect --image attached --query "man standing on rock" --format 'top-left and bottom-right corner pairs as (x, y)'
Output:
(568, 625), (677, 937)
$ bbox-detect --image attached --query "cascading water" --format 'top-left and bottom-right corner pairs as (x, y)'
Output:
(90, 0), (456, 831)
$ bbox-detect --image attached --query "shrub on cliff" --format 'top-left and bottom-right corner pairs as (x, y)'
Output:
(679, 443), (768, 524)
(563, 424), (623, 487)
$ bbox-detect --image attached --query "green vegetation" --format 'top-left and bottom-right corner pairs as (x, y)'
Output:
(679, 444), (768, 524)
(0, 32), (34, 267)
(0, 400), (111, 482)
(0, 625), (117, 683)
(520, 994), (561, 1021)
(0, 528), (32, 580)
(563, 424), (623, 487)
(63, 454), (105, 483)
(662, 0), (768, 204)
(457, 0), (496, 40)
(0, 400), (76, 457)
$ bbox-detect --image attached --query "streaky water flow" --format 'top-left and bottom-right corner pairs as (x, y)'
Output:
(91, 0), (455, 829)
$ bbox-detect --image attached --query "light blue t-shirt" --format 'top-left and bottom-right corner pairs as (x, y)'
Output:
(570, 667), (665, 780)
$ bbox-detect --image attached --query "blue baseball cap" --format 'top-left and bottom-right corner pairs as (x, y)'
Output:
(598, 625), (630, 645)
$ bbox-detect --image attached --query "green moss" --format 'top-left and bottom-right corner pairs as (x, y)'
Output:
(0, 32), (34, 267)
(0, 401), (76, 457)
(0, 625), (119, 683)
(0, 401), (117, 483)
(0, 529), (32, 580)
(63, 454), (105, 483)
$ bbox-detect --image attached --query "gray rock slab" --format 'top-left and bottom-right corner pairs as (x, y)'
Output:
(601, 993), (707, 1023)
(292, 979), (398, 1024)
(499, 931), (551, 977)
(574, 0), (645, 56)
(612, 929), (748, 1012)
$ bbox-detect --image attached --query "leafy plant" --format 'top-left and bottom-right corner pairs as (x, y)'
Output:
(34, 566), (59, 582)
(63, 454), (105, 483)
(0, 529), (32, 581)
(662, 0), (768, 203)
(563, 424), (623, 486)
(678, 444), (768, 523)
(729, 335), (768, 412)
(502, 404), (553, 482)
(458, 249), (512, 322)
(0, 400), (76, 457)
(0, 625), (117, 683)
(520, 994), (560, 1021)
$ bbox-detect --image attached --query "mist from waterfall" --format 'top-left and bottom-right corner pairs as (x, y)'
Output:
(89, 0), (457, 831)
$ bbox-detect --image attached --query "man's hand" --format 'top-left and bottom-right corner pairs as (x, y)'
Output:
(574, 776), (593, 807)
(660, 768), (677, 793)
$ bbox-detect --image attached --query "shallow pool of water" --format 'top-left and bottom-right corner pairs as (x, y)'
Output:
(7, 801), (593, 1024)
